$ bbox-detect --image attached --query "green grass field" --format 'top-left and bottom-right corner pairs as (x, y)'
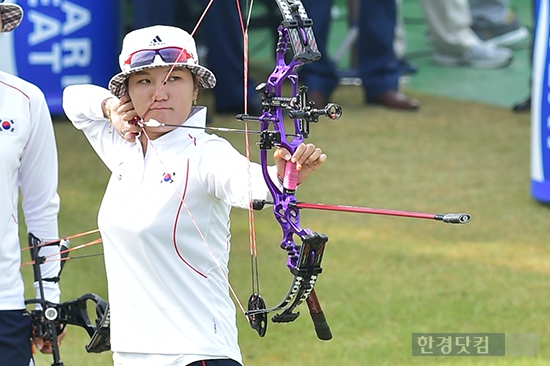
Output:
(23, 86), (550, 365)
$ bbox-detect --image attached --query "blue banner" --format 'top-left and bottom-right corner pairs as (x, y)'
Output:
(8, 0), (120, 114)
(531, 0), (550, 203)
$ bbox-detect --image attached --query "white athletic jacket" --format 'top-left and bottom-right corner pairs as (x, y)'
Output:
(0, 71), (60, 310)
(63, 84), (281, 365)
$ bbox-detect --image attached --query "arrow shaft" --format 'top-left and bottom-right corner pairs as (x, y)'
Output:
(297, 202), (435, 218)
(295, 202), (471, 223)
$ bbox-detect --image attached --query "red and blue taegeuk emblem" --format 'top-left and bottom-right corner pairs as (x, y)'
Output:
(161, 172), (175, 183)
(1, 120), (15, 132)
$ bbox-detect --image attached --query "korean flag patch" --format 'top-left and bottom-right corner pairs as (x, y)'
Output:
(0, 119), (17, 134)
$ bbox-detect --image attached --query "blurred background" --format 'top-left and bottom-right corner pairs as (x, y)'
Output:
(8, 0), (550, 365)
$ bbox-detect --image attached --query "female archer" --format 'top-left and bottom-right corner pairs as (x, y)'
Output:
(62, 25), (326, 366)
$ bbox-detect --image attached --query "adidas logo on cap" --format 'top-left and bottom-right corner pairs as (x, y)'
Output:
(149, 36), (165, 47)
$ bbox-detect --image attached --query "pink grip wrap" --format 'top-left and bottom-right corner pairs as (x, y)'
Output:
(284, 161), (299, 191)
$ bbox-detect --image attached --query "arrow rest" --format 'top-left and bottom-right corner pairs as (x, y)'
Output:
(258, 130), (282, 150)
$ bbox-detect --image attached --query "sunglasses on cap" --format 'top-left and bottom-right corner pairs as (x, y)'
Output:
(125, 47), (195, 69)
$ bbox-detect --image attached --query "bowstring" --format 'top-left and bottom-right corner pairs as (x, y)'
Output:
(238, 0), (263, 302)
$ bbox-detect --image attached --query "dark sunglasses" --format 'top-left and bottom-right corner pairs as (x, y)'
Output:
(125, 47), (194, 69)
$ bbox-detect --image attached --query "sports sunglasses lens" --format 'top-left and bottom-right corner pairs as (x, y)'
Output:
(130, 50), (157, 68)
(158, 48), (187, 63)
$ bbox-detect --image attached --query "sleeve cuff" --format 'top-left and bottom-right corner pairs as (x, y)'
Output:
(33, 281), (61, 306)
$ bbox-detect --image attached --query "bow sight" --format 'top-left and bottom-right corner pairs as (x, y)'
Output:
(237, 84), (342, 147)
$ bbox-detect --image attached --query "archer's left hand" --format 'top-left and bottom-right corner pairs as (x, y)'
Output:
(275, 144), (327, 185)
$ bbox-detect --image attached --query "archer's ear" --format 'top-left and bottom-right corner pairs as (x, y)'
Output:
(193, 78), (200, 99)
(194, 75), (201, 90)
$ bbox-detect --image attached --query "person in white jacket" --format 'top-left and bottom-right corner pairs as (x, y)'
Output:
(0, 3), (64, 366)
(62, 25), (327, 366)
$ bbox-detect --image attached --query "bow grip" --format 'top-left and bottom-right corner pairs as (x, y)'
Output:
(284, 160), (299, 192)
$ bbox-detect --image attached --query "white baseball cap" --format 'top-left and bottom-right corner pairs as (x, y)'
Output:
(0, 2), (23, 32)
(109, 25), (216, 98)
